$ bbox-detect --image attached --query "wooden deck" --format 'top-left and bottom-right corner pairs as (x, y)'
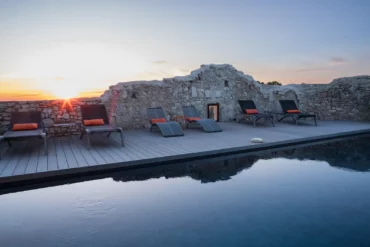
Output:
(1, 121), (370, 185)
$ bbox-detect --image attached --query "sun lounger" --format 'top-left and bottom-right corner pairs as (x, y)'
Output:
(80, 104), (124, 149)
(182, 106), (222, 132)
(238, 100), (275, 127)
(0, 111), (47, 159)
(147, 107), (184, 137)
(277, 100), (317, 126)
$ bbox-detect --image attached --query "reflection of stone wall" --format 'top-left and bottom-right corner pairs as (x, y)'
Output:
(111, 138), (369, 185)
(0, 98), (101, 136)
(112, 155), (259, 183)
(263, 138), (370, 171)
(101, 64), (370, 129)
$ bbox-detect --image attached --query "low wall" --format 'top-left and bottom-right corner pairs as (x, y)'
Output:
(0, 98), (101, 135)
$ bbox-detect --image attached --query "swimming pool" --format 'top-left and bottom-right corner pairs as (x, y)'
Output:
(0, 138), (369, 247)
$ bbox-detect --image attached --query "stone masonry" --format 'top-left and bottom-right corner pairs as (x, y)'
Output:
(1, 64), (369, 132)
(0, 98), (101, 136)
(101, 64), (370, 129)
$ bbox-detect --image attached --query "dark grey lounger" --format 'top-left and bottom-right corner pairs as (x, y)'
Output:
(80, 104), (124, 149)
(238, 100), (275, 127)
(147, 107), (184, 137)
(182, 106), (222, 132)
(0, 111), (47, 159)
(278, 100), (317, 126)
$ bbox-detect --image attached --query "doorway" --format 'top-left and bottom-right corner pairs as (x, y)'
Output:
(207, 103), (220, 122)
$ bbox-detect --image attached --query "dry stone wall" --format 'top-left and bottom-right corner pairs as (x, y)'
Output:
(1, 64), (369, 132)
(101, 64), (370, 129)
(0, 98), (101, 135)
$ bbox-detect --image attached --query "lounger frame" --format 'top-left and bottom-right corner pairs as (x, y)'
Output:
(0, 111), (47, 159)
(80, 104), (124, 149)
(238, 100), (275, 127)
(278, 100), (317, 126)
(182, 106), (222, 132)
(147, 107), (184, 137)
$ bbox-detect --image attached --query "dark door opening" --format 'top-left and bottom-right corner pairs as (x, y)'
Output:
(207, 103), (220, 122)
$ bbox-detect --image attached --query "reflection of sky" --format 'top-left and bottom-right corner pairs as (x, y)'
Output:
(1, 158), (370, 246)
(1, 0), (370, 100)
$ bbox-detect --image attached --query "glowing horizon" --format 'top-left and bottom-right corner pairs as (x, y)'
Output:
(1, 0), (369, 101)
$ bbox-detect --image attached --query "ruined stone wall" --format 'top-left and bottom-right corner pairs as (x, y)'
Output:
(1, 64), (369, 132)
(0, 98), (101, 135)
(293, 76), (370, 120)
(101, 64), (370, 129)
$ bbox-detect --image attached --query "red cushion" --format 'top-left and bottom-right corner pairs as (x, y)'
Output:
(84, 119), (105, 126)
(12, 123), (38, 131)
(245, 109), (258, 114)
(186, 117), (201, 121)
(287, 110), (300, 113)
(151, 118), (166, 123)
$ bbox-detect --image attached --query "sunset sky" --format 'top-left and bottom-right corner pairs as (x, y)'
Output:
(1, 0), (369, 101)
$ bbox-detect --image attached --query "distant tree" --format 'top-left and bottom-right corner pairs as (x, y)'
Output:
(256, 80), (265, 84)
(266, 81), (282, 86)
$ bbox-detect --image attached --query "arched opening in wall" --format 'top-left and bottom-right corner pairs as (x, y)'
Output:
(207, 103), (220, 122)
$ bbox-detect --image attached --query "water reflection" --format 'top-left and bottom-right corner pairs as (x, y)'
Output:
(112, 137), (370, 184)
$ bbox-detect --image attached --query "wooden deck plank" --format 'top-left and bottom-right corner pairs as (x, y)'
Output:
(0, 149), (21, 177)
(0, 148), (15, 176)
(47, 139), (58, 171)
(125, 140), (163, 158)
(75, 137), (108, 165)
(61, 141), (79, 168)
(126, 138), (177, 157)
(13, 147), (32, 175)
(71, 138), (96, 167)
(24, 144), (40, 174)
(103, 148), (125, 163)
(36, 147), (48, 173)
(54, 139), (68, 170)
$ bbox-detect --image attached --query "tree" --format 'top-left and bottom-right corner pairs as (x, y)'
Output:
(266, 81), (282, 86)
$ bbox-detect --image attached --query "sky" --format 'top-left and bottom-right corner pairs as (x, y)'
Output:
(0, 0), (369, 100)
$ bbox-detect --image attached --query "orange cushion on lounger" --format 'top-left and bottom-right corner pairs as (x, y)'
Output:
(287, 109), (300, 113)
(186, 117), (201, 121)
(84, 119), (104, 126)
(12, 123), (38, 131)
(245, 109), (258, 114)
(151, 118), (166, 123)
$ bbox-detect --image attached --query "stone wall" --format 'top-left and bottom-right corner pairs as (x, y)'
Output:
(0, 98), (101, 135)
(1, 64), (369, 132)
(101, 64), (370, 129)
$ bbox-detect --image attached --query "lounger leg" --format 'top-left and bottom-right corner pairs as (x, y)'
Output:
(43, 134), (48, 155)
(120, 131), (124, 147)
(107, 132), (112, 138)
(270, 116), (275, 127)
(7, 140), (12, 147)
(314, 117), (317, 126)
(80, 130), (84, 140)
(86, 132), (91, 149)
(253, 118), (256, 127)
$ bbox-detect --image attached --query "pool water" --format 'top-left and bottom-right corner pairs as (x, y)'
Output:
(0, 138), (370, 247)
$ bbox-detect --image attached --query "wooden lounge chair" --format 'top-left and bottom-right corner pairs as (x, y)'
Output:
(238, 100), (275, 127)
(182, 106), (222, 132)
(80, 104), (124, 149)
(0, 111), (47, 159)
(277, 100), (317, 126)
(147, 107), (184, 137)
